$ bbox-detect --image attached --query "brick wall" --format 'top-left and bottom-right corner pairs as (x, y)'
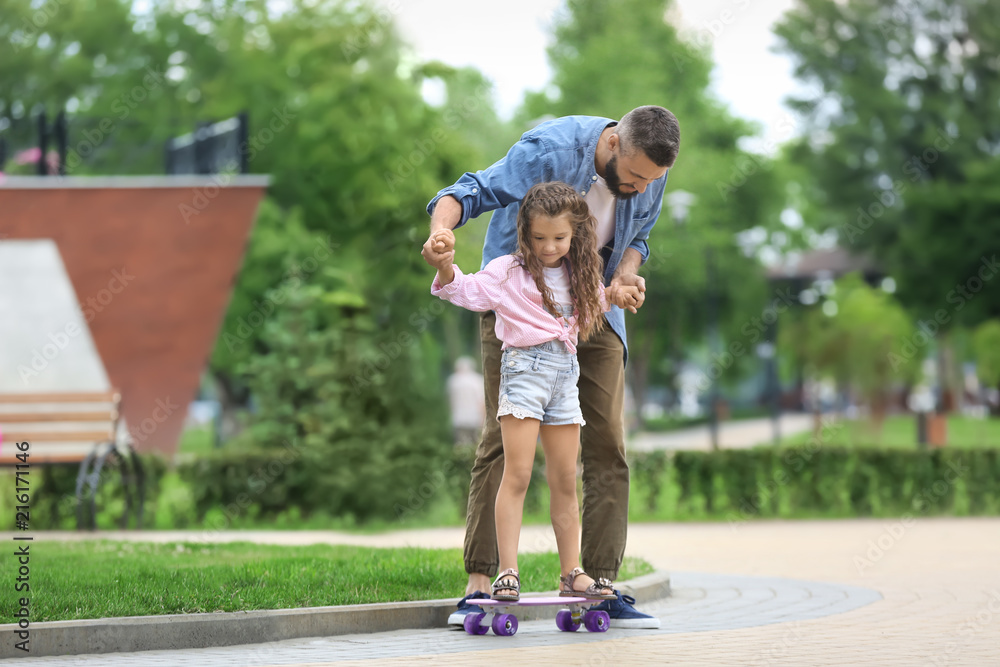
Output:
(0, 176), (268, 457)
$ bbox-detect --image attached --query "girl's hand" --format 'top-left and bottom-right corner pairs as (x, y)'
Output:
(612, 285), (642, 313)
(609, 272), (646, 313)
(430, 229), (455, 254)
(426, 229), (456, 283)
(422, 228), (456, 270)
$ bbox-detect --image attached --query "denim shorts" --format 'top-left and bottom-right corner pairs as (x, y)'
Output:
(497, 339), (584, 426)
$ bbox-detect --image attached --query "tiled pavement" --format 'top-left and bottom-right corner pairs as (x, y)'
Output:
(13, 518), (1000, 665)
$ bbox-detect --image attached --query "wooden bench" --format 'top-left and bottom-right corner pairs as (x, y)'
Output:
(0, 390), (146, 529)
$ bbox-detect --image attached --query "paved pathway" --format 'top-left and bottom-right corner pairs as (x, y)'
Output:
(13, 518), (1000, 665)
(628, 413), (815, 452)
(16, 573), (879, 665)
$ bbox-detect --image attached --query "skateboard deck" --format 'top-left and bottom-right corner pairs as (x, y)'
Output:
(463, 596), (610, 636)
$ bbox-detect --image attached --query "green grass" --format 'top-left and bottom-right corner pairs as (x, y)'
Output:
(177, 425), (216, 456)
(0, 541), (654, 622)
(775, 415), (1000, 449)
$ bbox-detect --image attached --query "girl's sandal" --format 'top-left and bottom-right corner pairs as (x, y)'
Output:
(491, 568), (520, 601)
(559, 567), (616, 600)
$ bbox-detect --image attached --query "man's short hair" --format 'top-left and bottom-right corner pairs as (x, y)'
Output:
(616, 105), (680, 168)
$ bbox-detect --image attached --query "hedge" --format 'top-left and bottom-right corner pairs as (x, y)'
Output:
(11, 445), (997, 530)
(628, 446), (1000, 522)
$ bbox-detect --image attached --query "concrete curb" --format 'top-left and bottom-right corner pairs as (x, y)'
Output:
(0, 571), (671, 658)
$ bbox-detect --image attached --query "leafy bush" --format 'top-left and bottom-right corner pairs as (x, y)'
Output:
(628, 446), (1000, 522)
(182, 276), (453, 524)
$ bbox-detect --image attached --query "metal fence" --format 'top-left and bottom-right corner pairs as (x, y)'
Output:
(165, 112), (249, 175)
(0, 109), (248, 176)
(0, 111), (67, 175)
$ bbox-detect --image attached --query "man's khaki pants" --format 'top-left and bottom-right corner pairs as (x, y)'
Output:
(463, 311), (629, 583)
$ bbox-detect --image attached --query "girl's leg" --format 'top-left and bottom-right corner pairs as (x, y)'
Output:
(494, 415), (541, 595)
(539, 423), (610, 594)
(539, 424), (583, 576)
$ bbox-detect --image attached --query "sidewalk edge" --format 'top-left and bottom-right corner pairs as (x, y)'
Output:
(0, 571), (671, 658)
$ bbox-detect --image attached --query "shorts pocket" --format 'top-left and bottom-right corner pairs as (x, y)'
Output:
(501, 350), (533, 375)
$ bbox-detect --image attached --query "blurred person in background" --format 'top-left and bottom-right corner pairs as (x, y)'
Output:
(448, 356), (486, 447)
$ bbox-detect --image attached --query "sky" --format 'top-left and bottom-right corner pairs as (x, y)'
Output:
(377, 0), (802, 154)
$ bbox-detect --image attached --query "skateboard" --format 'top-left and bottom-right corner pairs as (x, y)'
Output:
(463, 596), (610, 637)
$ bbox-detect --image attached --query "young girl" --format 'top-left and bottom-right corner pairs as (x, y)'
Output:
(428, 181), (640, 602)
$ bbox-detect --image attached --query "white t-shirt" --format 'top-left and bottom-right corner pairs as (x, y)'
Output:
(543, 264), (572, 306)
(585, 174), (616, 250)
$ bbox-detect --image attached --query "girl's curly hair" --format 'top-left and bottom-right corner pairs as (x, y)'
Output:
(514, 182), (606, 341)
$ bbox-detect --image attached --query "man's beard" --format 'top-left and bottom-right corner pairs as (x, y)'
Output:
(603, 154), (639, 200)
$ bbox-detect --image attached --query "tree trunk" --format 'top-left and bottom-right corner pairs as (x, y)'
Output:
(936, 331), (962, 414)
(870, 390), (887, 443)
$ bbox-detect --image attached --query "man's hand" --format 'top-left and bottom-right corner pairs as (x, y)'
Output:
(610, 284), (642, 312)
(608, 273), (646, 313)
(608, 247), (646, 313)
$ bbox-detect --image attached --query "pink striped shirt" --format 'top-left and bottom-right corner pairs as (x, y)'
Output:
(431, 255), (609, 354)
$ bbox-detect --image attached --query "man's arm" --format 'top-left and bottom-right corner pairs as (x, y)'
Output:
(614, 247), (644, 280)
(429, 194), (462, 234)
(612, 176), (668, 312)
(424, 134), (551, 227)
(625, 177), (667, 265)
(421, 133), (551, 271)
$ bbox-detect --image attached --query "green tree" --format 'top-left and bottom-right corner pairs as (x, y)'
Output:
(774, 0), (1000, 327)
(972, 320), (1000, 415)
(794, 274), (919, 426)
(236, 272), (449, 521)
(2, 0), (512, 520)
(517, 0), (786, 416)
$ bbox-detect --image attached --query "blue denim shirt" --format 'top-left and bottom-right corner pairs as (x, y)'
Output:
(426, 115), (669, 363)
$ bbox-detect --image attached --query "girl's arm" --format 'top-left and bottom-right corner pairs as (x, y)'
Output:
(437, 264), (456, 286)
(432, 256), (511, 312)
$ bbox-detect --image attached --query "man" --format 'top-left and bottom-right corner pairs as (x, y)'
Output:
(422, 106), (680, 629)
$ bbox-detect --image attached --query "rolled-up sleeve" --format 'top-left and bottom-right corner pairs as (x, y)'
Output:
(431, 257), (512, 312)
(628, 174), (668, 265)
(426, 135), (553, 228)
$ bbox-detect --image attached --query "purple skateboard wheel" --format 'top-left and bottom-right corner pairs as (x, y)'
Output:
(463, 612), (489, 635)
(555, 609), (580, 632)
(492, 613), (518, 636)
(584, 609), (610, 632)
